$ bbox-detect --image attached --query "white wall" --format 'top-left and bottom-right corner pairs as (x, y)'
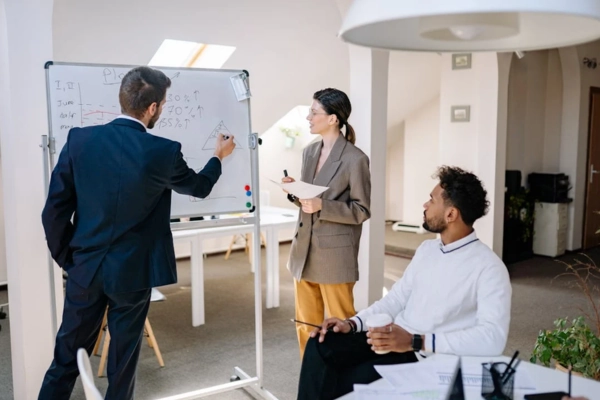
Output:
(402, 97), (440, 224)
(53, 0), (350, 137)
(0, 150), (6, 284)
(386, 51), (442, 134)
(506, 50), (563, 185)
(544, 50), (563, 171)
(385, 51), (441, 221)
(258, 106), (317, 210)
(439, 53), (509, 254)
(386, 122), (404, 221)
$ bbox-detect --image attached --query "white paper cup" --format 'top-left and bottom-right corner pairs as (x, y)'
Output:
(366, 313), (393, 354)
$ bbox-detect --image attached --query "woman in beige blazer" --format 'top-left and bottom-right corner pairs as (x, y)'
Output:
(282, 88), (371, 358)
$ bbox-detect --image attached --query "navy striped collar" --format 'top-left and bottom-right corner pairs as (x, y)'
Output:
(439, 231), (479, 254)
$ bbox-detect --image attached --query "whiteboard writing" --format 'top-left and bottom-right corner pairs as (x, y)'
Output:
(46, 63), (254, 217)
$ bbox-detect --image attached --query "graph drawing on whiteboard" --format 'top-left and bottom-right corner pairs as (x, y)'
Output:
(202, 121), (243, 150)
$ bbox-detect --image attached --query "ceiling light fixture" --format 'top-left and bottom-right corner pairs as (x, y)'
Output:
(339, 0), (600, 52)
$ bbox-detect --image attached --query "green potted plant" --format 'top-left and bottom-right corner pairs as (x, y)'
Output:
(530, 254), (600, 380)
(279, 126), (302, 149)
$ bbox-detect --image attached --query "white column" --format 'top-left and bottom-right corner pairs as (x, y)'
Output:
(0, 1), (59, 399)
(558, 47), (583, 251)
(491, 53), (512, 256)
(0, 154), (7, 285)
(349, 45), (389, 310)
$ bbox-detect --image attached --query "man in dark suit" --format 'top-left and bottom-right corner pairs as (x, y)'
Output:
(38, 66), (235, 399)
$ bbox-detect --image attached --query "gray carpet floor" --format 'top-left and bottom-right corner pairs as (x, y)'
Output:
(1, 242), (600, 399)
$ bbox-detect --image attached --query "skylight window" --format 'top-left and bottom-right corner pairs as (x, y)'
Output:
(148, 39), (236, 69)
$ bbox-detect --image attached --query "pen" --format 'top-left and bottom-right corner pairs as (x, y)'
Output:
(290, 319), (334, 332)
(499, 350), (519, 383)
(283, 169), (288, 177)
(506, 350), (519, 373)
(502, 359), (520, 385)
(290, 318), (321, 328)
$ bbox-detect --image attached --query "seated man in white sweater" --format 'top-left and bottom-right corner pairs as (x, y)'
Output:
(297, 166), (512, 400)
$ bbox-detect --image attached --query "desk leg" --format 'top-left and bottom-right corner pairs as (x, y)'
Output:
(249, 233), (255, 274)
(266, 227), (280, 308)
(191, 236), (205, 327)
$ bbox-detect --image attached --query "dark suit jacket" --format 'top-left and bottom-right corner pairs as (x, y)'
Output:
(42, 118), (221, 294)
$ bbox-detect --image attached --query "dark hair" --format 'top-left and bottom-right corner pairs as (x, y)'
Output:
(434, 166), (489, 226)
(119, 67), (171, 119)
(313, 88), (356, 144)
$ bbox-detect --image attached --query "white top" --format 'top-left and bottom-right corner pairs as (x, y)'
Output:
(351, 231), (511, 356)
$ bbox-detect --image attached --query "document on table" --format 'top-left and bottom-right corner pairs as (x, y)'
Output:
(268, 178), (328, 199)
(353, 382), (443, 400)
(370, 355), (536, 399)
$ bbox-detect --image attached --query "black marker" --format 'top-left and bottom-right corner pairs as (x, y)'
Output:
(290, 319), (320, 328)
(290, 319), (333, 331)
(283, 169), (288, 177)
(504, 350), (519, 379)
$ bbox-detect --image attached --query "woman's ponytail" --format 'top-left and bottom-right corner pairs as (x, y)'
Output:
(345, 122), (356, 144)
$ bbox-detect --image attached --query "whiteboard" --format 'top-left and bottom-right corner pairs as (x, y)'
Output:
(45, 62), (254, 218)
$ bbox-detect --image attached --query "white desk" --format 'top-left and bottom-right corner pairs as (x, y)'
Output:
(338, 355), (600, 399)
(171, 206), (298, 327)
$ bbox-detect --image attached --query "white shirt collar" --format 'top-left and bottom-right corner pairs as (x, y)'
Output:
(116, 114), (147, 129)
(439, 230), (479, 254)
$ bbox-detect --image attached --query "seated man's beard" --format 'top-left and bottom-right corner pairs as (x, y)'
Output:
(423, 216), (446, 233)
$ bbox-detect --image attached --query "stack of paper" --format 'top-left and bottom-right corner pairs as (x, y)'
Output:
(352, 355), (536, 400)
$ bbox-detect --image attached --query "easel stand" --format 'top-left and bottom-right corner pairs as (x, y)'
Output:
(157, 133), (277, 400)
(41, 63), (273, 398)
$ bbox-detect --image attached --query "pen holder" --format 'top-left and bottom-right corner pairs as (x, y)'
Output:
(481, 362), (515, 400)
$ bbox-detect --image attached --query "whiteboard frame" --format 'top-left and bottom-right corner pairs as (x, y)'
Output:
(44, 61), (257, 218)
(42, 62), (277, 399)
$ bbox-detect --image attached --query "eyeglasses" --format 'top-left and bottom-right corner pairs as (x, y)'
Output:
(308, 109), (328, 118)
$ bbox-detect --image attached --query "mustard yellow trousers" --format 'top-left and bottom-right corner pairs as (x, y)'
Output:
(294, 279), (356, 359)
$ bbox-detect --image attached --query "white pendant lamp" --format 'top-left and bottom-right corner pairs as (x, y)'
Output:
(339, 0), (600, 52)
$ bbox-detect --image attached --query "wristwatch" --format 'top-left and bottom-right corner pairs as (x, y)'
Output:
(411, 334), (423, 352)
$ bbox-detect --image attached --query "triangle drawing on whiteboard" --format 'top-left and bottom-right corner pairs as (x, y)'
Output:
(202, 121), (242, 150)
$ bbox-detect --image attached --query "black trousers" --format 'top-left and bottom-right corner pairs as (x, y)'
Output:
(298, 332), (418, 400)
(39, 269), (151, 400)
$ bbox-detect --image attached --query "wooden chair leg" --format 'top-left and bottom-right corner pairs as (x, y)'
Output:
(93, 310), (108, 356)
(98, 328), (110, 377)
(224, 235), (237, 260)
(260, 233), (267, 248)
(144, 319), (164, 367)
(146, 327), (154, 348)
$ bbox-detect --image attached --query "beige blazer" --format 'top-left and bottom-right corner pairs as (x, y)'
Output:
(287, 135), (371, 284)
